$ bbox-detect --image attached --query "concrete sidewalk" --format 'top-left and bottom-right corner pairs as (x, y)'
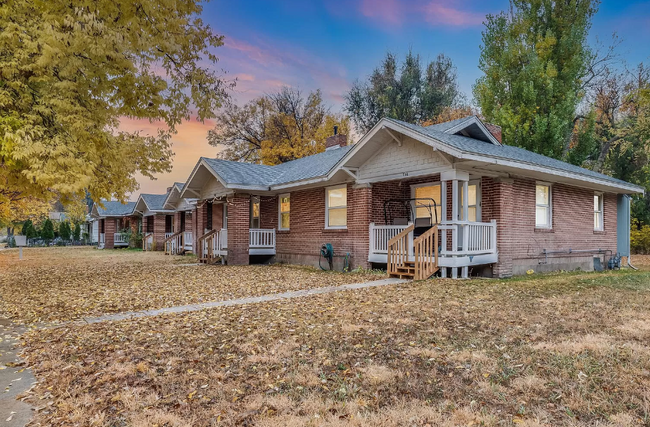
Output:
(76, 277), (408, 325)
(0, 319), (35, 427)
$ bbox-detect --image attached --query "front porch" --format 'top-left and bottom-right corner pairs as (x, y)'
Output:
(369, 220), (498, 278)
(196, 228), (276, 263)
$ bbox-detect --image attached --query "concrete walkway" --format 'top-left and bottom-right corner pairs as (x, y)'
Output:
(76, 277), (408, 325)
(0, 319), (35, 427)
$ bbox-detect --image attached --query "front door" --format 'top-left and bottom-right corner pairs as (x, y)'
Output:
(180, 211), (186, 232)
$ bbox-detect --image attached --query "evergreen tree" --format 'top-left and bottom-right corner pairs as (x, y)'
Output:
(59, 221), (71, 241)
(73, 223), (82, 242)
(41, 219), (54, 242)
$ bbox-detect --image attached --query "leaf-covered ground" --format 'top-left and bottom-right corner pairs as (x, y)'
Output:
(19, 264), (650, 426)
(0, 247), (383, 323)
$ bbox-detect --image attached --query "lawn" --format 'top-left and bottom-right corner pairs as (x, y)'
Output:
(0, 247), (384, 323)
(13, 250), (650, 426)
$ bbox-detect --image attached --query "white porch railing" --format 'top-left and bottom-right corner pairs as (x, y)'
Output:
(370, 224), (411, 255)
(99, 233), (105, 248)
(143, 233), (154, 251)
(249, 228), (275, 248)
(165, 232), (174, 239)
(369, 220), (497, 270)
(114, 232), (129, 247)
(199, 228), (228, 262)
(183, 231), (193, 252)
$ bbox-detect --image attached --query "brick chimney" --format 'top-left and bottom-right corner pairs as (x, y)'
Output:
(325, 125), (348, 150)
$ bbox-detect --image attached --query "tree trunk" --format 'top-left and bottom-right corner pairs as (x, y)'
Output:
(593, 135), (622, 173)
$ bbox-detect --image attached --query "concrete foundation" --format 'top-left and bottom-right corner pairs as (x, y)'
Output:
(512, 255), (600, 276)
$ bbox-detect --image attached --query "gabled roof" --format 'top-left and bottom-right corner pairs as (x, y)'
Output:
(181, 115), (643, 196)
(134, 192), (175, 214)
(93, 201), (135, 217)
(388, 118), (640, 191)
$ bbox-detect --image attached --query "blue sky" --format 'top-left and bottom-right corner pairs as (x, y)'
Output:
(130, 0), (650, 197)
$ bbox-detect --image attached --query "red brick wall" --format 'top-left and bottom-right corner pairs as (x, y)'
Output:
(483, 177), (617, 277)
(152, 214), (167, 251)
(227, 195), (250, 265)
(258, 183), (372, 269)
(104, 217), (116, 249)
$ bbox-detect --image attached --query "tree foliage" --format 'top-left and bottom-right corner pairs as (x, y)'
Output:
(41, 219), (54, 241)
(73, 222), (82, 242)
(473, 0), (598, 158)
(59, 221), (71, 241)
(21, 219), (37, 239)
(345, 52), (463, 134)
(0, 0), (230, 225)
(208, 87), (349, 165)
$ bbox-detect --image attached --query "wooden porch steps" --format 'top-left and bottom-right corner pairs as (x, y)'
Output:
(387, 224), (439, 280)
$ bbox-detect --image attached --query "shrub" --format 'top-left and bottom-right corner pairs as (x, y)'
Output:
(129, 231), (143, 249)
(630, 220), (650, 254)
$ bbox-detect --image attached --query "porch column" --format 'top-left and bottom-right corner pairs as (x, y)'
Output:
(441, 170), (470, 279)
(440, 180), (447, 278)
(226, 194), (250, 265)
(194, 202), (207, 254)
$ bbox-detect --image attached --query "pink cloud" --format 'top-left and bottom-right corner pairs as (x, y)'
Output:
(423, 1), (485, 26)
(359, 0), (404, 25)
(224, 38), (283, 67)
(356, 0), (486, 28)
(119, 117), (217, 199)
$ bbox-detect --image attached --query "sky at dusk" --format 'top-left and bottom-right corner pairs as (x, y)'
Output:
(128, 0), (650, 199)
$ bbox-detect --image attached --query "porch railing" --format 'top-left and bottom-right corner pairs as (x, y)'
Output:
(114, 232), (129, 246)
(198, 229), (227, 263)
(371, 221), (497, 257)
(164, 231), (183, 255)
(165, 232), (174, 239)
(99, 233), (105, 248)
(249, 228), (275, 249)
(142, 233), (154, 251)
(183, 231), (193, 252)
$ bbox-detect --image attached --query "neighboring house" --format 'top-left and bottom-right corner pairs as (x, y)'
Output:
(173, 115), (643, 278)
(161, 182), (197, 254)
(133, 192), (176, 251)
(90, 201), (136, 249)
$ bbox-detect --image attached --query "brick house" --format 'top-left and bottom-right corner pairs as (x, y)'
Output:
(160, 182), (197, 254)
(90, 201), (136, 249)
(133, 192), (176, 251)
(175, 116), (643, 278)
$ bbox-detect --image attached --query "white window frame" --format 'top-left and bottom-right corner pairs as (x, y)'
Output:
(460, 180), (481, 222)
(278, 193), (290, 230)
(250, 196), (260, 229)
(535, 183), (552, 229)
(325, 184), (347, 229)
(594, 192), (604, 231)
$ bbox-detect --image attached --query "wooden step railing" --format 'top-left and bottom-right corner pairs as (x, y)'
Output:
(164, 231), (183, 255)
(142, 233), (154, 251)
(197, 229), (217, 263)
(413, 225), (439, 280)
(387, 224), (414, 278)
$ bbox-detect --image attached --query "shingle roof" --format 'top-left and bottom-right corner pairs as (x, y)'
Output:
(96, 201), (135, 217)
(389, 118), (639, 189)
(141, 193), (169, 211)
(173, 182), (185, 190)
(201, 145), (353, 187)
(426, 116), (475, 132)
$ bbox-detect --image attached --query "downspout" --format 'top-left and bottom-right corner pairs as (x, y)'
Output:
(625, 195), (638, 270)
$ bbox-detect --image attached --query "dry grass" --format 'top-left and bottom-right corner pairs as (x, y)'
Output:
(0, 247), (384, 323)
(18, 258), (650, 426)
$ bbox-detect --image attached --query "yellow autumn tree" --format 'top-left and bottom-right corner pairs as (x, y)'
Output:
(0, 0), (230, 225)
(209, 87), (350, 165)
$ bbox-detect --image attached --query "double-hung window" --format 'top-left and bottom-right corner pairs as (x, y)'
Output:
(326, 185), (347, 229)
(594, 193), (604, 231)
(279, 194), (290, 230)
(535, 184), (552, 228)
(250, 197), (260, 229)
